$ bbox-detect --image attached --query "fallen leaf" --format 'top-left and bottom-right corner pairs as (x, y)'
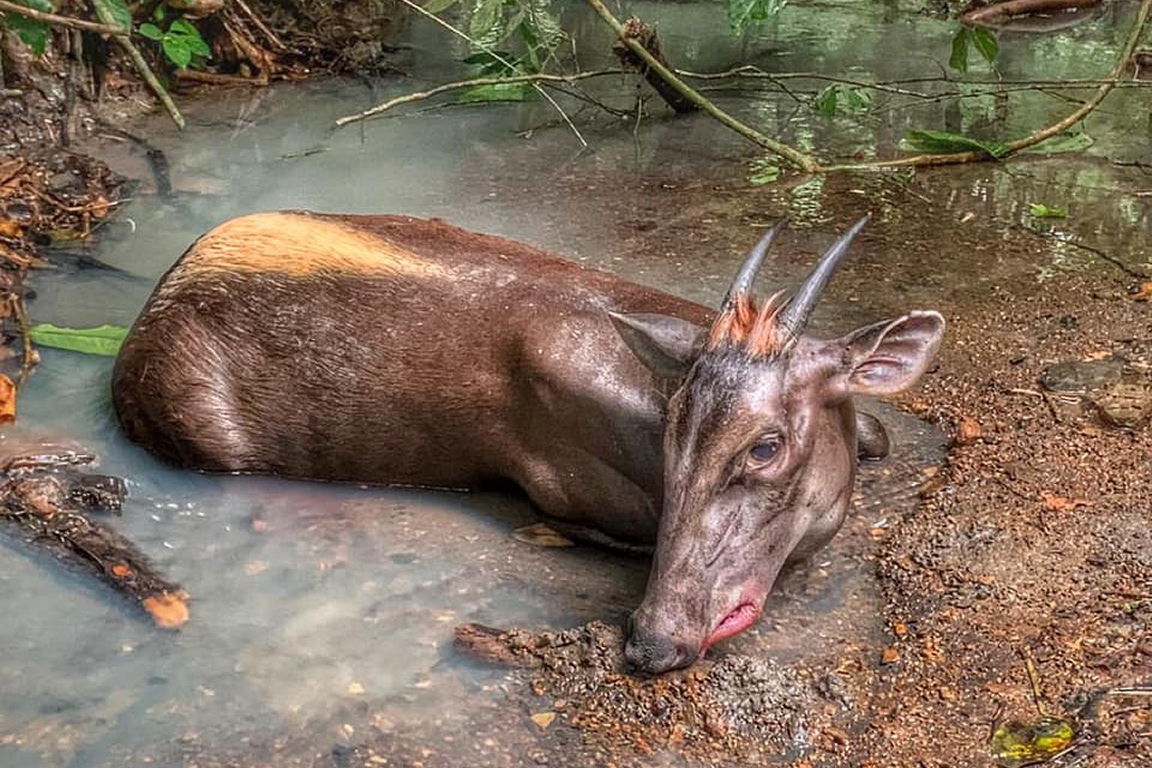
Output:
(881, 647), (900, 664)
(0, 219), (22, 238)
(1039, 491), (1093, 511)
(143, 591), (190, 629)
(955, 416), (982, 445)
(512, 522), (575, 548)
(0, 374), (15, 423)
(1132, 282), (1152, 301)
(530, 711), (556, 730)
(111, 562), (133, 578)
(892, 621), (909, 638)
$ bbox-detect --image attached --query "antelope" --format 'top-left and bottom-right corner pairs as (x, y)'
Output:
(112, 211), (944, 673)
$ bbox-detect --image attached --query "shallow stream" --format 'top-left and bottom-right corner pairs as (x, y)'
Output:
(2, 1), (1148, 765)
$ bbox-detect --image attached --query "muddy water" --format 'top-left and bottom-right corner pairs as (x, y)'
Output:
(4, 1), (1148, 766)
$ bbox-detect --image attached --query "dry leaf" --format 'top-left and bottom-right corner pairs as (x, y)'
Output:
(0, 373), (15, 423)
(0, 219), (22, 238)
(880, 647), (900, 664)
(955, 416), (981, 445)
(1132, 282), (1152, 301)
(111, 562), (133, 578)
(1039, 491), (1093, 511)
(143, 591), (190, 629)
(530, 711), (556, 730)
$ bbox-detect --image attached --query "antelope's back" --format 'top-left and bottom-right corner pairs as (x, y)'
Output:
(111, 211), (634, 484)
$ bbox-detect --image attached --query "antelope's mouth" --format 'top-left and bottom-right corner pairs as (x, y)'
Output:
(702, 601), (763, 651)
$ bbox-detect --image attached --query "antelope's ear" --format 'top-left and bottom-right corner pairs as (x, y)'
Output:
(832, 310), (945, 395)
(609, 312), (705, 380)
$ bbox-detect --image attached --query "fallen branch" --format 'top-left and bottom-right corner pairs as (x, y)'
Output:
(334, 70), (622, 126)
(584, 0), (819, 172)
(0, 452), (190, 629)
(964, 0), (1099, 24)
(0, 0), (127, 37)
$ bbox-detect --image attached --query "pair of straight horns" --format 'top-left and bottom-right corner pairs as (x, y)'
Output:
(718, 214), (872, 344)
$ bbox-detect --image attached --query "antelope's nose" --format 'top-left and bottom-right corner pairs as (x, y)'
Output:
(623, 619), (699, 674)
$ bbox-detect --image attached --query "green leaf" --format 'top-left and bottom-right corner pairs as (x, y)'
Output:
(96, 0), (132, 31)
(971, 27), (998, 64)
(845, 88), (872, 110)
(169, 18), (198, 37)
(29, 324), (129, 356)
(3, 13), (50, 55)
(814, 86), (838, 117)
(1029, 203), (1068, 218)
(729, 0), (788, 34)
(423, 0), (459, 12)
(949, 28), (970, 73)
(1024, 132), (1094, 155)
(138, 22), (163, 40)
(14, 0), (53, 12)
(185, 35), (211, 58)
(163, 37), (193, 68)
(901, 129), (1010, 158)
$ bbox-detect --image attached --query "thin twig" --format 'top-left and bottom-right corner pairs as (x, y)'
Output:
(233, 0), (286, 51)
(0, 0), (126, 36)
(584, 0), (819, 172)
(335, 70), (623, 126)
(390, 0), (586, 148)
(90, 0), (185, 130)
(10, 293), (35, 387)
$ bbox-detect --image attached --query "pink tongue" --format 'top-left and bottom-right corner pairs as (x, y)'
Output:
(703, 603), (761, 649)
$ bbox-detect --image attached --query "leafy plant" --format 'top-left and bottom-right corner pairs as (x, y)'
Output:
(729, 0), (788, 34)
(949, 26), (998, 72)
(29, 324), (129, 356)
(813, 85), (872, 117)
(901, 129), (1010, 158)
(420, 0), (564, 102)
(139, 17), (210, 69)
(1028, 203), (1068, 218)
(1, 0), (54, 56)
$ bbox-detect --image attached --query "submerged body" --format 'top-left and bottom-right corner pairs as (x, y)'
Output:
(114, 212), (707, 544)
(113, 211), (944, 673)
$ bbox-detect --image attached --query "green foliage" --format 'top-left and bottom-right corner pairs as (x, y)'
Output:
(29, 324), (129, 356)
(949, 26), (998, 72)
(901, 129), (1010, 158)
(1029, 203), (1068, 218)
(139, 17), (210, 68)
(729, 0), (788, 34)
(1, 0), (54, 56)
(813, 85), (872, 117)
(748, 156), (781, 186)
(98, 0), (132, 31)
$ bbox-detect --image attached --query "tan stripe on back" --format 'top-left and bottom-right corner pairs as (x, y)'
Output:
(179, 212), (447, 279)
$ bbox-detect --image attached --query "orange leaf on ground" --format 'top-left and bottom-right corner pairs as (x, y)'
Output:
(0, 374), (15, 423)
(1132, 282), (1152, 301)
(142, 591), (190, 629)
(1040, 491), (1093, 511)
(111, 563), (133, 578)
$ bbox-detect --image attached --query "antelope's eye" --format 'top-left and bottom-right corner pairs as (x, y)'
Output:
(748, 438), (782, 463)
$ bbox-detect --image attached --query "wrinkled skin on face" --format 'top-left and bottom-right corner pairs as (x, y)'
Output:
(614, 303), (945, 674)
